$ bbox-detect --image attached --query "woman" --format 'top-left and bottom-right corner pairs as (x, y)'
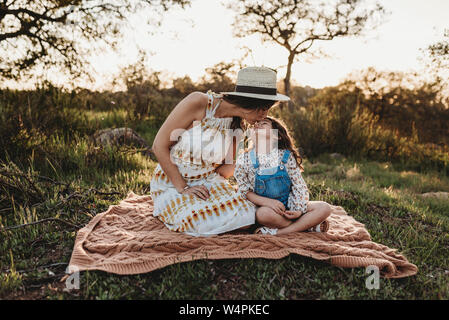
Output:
(150, 66), (290, 236)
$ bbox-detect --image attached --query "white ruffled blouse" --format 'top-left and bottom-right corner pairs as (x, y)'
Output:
(234, 147), (309, 214)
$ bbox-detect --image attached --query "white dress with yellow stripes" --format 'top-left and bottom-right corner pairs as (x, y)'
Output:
(149, 90), (256, 236)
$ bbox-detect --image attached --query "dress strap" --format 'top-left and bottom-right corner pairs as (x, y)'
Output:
(250, 148), (259, 169)
(206, 90), (214, 116)
(281, 149), (291, 164)
(206, 89), (223, 118)
(211, 97), (223, 116)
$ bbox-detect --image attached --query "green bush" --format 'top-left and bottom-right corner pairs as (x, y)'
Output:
(272, 103), (449, 175)
(0, 85), (90, 166)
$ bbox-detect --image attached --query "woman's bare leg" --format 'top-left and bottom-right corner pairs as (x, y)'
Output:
(277, 201), (332, 235)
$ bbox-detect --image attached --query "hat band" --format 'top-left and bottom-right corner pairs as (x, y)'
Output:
(235, 85), (277, 96)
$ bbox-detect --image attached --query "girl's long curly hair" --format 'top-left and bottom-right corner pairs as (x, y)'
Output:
(266, 116), (305, 172)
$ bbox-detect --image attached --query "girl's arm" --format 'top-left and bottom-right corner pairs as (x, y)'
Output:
(234, 154), (286, 215)
(215, 136), (238, 179)
(151, 92), (207, 193)
(246, 191), (270, 207)
(246, 192), (285, 215)
(285, 152), (310, 216)
(234, 152), (285, 214)
(233, 152), (252, 195)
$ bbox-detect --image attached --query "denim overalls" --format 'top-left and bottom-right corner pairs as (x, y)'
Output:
(250, 148), (292, 209)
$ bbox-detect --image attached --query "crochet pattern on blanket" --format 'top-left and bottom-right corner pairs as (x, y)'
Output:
(68, 191), (418, 278)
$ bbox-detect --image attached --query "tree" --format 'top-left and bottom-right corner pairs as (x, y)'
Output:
(197, 59), (245, 93)
(345, 67), (424, 121)
(420, 32), (449, 107)
(0, 0), (191, 80)
(343, 66), (449, 144)
(115, 50), (163, 120)
(226, 0), (386, 109)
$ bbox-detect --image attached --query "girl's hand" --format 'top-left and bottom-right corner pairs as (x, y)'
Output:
(262, 198), (286, 215)
(181, 185), (210, 200)
(283, 210), (303, 220)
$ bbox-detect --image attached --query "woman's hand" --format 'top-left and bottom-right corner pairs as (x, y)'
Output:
(262, 198), (285, 215)
(181, 185), (210, 200)
(282, 210), (303, 220)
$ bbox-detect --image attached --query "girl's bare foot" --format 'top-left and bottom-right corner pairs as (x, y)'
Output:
(254, 226), (278, 235)
(307, 220), (329, 233)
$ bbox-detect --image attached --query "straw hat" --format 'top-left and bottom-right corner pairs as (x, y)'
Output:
(220, 66), (290, 101)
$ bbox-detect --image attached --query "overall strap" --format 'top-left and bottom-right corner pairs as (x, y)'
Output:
(281, 149), (291, 164)
(249, 148), (259, 169)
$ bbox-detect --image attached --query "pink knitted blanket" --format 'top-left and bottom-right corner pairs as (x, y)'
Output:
(68, 191), (418, 278)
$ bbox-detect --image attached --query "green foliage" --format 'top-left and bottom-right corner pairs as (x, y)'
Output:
(271, 100), (449, 175)
(0, 76), (448, 300)
(3, 155), (448, 299)
(0, 0), (192, 80)
(0, 250), (23, 298)
(326, 70), (449, 146)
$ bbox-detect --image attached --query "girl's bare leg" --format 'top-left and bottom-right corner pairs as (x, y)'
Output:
(255, 206), (293, 229)
(277, 201), (332, 235)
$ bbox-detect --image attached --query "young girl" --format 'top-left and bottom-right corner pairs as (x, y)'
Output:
(234, 116), (332, 235)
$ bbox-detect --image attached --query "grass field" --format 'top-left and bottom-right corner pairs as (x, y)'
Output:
(1, 104), (449, 300)
(1, 142), (448, 299)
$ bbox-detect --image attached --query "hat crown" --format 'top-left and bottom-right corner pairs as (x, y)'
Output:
(219, 65), (290, 101)
(236, 66), (277, 89)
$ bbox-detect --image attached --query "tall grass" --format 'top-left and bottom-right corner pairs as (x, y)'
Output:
(270, 103), (449, 175)
(1, 84), (448, 299)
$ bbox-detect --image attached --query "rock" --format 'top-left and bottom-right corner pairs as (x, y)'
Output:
(91, 127), (149, 148)
(330, 152), (345, 160)
(419, 192), (449, 200)
(90, 127), (157, 161)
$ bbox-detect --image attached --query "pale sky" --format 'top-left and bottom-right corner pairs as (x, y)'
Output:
(11, 0), (449, 90)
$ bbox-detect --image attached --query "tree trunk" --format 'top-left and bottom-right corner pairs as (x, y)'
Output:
(283, 52), (295, 111)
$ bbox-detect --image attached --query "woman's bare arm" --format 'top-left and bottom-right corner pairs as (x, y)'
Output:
(151, 91), (207, 193)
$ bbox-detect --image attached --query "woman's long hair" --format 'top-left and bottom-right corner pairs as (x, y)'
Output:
(266, 116), (305, 172)
(220, 93), (279, 130)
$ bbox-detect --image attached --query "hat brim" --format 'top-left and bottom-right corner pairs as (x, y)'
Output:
(219, 91), (290, 102)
